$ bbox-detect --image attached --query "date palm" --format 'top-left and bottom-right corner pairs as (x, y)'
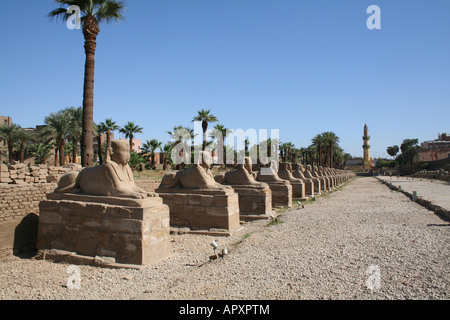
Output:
(98, 118), (119, 161)
(0, 123), (19, 163)
(67, 106), (82, 163)
(142, 139), (162, 169)
(192, 109), (218, 151)
(14, 127), (34, 163)
(48, 0), (125, 167)
(44, 109), (72, 166)
(120, 121), (143, 152)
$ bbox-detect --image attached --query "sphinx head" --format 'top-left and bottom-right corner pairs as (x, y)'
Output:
(110, 140), (130, 165)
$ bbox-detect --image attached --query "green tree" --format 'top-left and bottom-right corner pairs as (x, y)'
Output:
(311, 133), (325, 166)
(34, 143), (53, 164)
(95, 122), (106, 165)
(386, 145), (399, 158)
(210, 124), (232, 166)
(14, 127), (34, 163)
(44, 109), (72, 166)
(322, 131), (339, 167)
(98, 118), (120, 161)
(400, 139), (420, 173)
(67, 106), (83, 164)
(0, 123), (19, 163)
(120, 121), (143, 152)
(49, 0), (125, 167)
(192, 109), (218, 151)
(142, 139), (163, 169)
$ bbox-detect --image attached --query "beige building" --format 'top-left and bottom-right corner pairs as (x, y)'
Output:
(419, 133), (450, 162)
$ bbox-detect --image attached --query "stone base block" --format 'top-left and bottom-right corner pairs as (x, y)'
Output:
(36, 193), (171, 267)
(265, 183), (292, 208)
(228, 184), (272, 220)
(155, 187), (241, 236)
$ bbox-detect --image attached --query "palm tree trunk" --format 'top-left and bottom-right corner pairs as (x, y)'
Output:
(72, 138), (77, 164)
(20, 142), (25, 163)
(129, 134), (134, 153)
(97, 135), (103, 165)
(59, 142), (65, 166)
(106, 130), (111, 162)
(81, 16), (100, 168)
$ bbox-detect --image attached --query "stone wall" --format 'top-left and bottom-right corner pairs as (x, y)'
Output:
(0, 162), (80, 185)
(0, 183), (57, 223)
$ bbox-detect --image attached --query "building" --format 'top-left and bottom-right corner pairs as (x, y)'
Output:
(419, 133), (450, 162)
(363, 124), (372, 169)
(119, 138), (142, 153)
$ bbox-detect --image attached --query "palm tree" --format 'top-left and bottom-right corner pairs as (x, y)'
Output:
(67, 106), (83, 163)
(14, 127), (34, 163)
(0, 123), (19, 163)
(322, 131), (339, 167)
(49, 0), (125, 167)
(311, 133), (324, 166)
(167, 125), (195, 168)
(210, 124), (232, 166)
(98, 118), (119, 161)
(142, 139), (162, 169)
(192, 109), (218, 151)
(120, 121), (143, 152)
(44, 109), (72, 166)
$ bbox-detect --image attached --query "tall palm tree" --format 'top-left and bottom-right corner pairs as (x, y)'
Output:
(142, 139), (163, 169)
(0, 123), (19, 163)
(67, 106), (83, 163)
(210, 124), (232, 166)
(192, 109), (218, 151)
(120, 121), (143, 152)
(311, 133), (325, 166)
(322, 131), (339, 167)
(49, 0), (125, 168)
(98, 118), (119, 161)
(44, 109), (72, 166)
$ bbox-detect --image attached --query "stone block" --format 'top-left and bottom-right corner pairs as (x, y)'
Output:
(37, 193), (170, 267)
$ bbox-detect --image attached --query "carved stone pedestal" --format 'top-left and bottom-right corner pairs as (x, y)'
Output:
(228, 184), (272, 220)
(155, 187), (241, 236)
(37, 193), (171, 269)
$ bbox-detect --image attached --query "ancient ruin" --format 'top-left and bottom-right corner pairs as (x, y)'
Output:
(215, 157), (272, 220)
(156, 151), (241, 236)
(36, 140), (171, 268)
(303, 164), (322, 195)
(291, 163), (315, 197)
(277, 162), (308, 201)
(256, 160), (292, 208)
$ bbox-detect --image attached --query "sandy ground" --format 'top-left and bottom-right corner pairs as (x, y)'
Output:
(0, 177), (448, 301)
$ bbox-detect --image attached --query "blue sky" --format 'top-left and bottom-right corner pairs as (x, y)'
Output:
(0, 0), (449, 159)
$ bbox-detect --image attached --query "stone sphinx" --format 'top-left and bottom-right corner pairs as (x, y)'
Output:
(291, 163), (315, 197)
(37, 139), (171, 268)
(303, 164), (322, 195)
(277, 162), (308, 201)
(255, 160), (292, 208)
(156, 151), (240, 235)
(215, 157), (272, 220)
(55, 140), (153, 199)
(319, 166), (334, 190)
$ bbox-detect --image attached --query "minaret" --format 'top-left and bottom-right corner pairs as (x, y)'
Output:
(363, 124), (371, 169)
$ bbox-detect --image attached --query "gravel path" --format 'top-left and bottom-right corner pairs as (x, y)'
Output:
(0, 177), (448, 300)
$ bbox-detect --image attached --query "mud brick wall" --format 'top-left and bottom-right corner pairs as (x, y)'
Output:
(0, 183), (57, 222)
(0, 163), (80, 185)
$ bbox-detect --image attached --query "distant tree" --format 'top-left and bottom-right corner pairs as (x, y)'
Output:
(142, 139), (162, 169)
(120, 121), (143, 152)
(386, 145), (399, 159)
(192, 109), (218, 151)
(99, 118), (120, 161)
(44, 109), (72, 166)
(400, 139), (420, 173)
(0, 122), (19, 163)
(67, 106), (82, 164)
(14, 127), (34, 163)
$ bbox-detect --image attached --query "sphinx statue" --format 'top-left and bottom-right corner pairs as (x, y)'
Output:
(156, 151), (240, 235)
(277, 162), (307, 200)
(54, 140), (153, 199)
(255, 160), (292, 208)
(215, 157), (265, 186)
(159, 151), (226, 190)
(215, 157), (272, 220)
(292, 163), (314, 197)
(303, 164), (322, 195)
